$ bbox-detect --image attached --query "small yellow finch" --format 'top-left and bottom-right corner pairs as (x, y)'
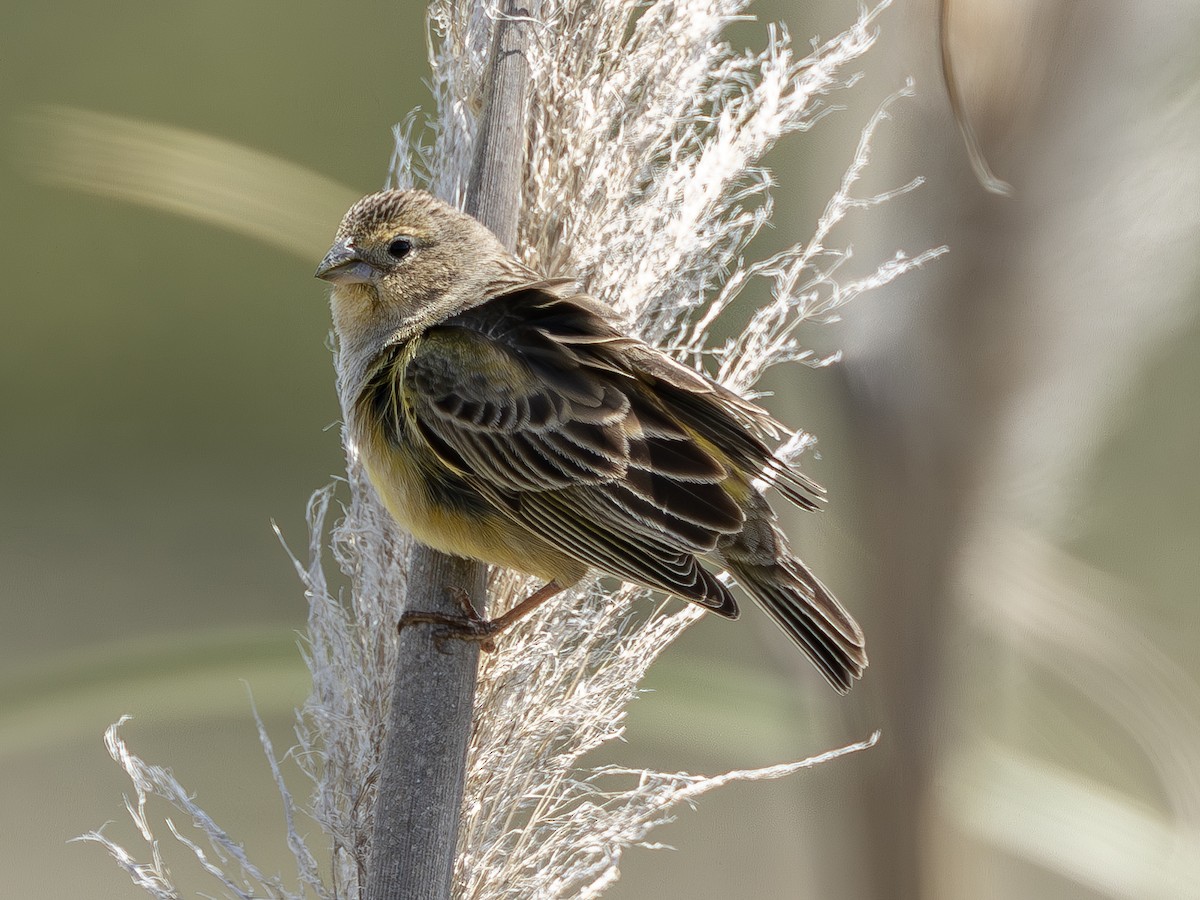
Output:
(316, 190), (867, 692)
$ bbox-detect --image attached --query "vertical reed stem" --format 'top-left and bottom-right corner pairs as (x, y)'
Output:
(365, 4), (534, 898)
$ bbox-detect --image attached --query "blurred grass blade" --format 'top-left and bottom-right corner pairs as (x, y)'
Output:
(973, 527), (1200, 831)
(961, 526), (1200, 897)
(0, 628), (307, 757)
(938, 0), (1014, 196)
(950, 744), (1200, 899)
(15, 105), (360, 259)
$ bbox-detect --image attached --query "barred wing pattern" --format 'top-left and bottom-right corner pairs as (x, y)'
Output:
(397, 283), (864, 690)
(401, 284), (783, 614)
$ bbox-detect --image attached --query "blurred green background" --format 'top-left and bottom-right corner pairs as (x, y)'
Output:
(3, 2), (1198, 899)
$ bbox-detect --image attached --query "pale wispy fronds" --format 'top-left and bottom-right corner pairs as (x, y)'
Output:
(285, 478), (418, 895)
(381, 1), (926, 898)
(78, 717), (300, 900)
(518, 2), (886, 339)
(86, 1), (931, 898)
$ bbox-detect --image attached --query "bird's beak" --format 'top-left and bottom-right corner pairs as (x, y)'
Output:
(315, 240), (378, 285)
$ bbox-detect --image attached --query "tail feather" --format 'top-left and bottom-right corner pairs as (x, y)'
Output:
(726, 555), (867, 693)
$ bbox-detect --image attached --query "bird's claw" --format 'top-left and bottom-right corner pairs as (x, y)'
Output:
(397, 588), (499, 653)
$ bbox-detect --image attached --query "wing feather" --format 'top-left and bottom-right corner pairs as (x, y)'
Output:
(402, 315), (739, 605)
(399, 283), (813, 609)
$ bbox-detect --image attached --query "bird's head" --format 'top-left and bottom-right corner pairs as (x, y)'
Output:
(316, 190), (514, 379)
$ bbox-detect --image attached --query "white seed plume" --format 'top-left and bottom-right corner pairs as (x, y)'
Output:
(87, 1), (935, 897)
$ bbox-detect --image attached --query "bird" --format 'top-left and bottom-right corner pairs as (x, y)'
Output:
(315, 189), (867, 692)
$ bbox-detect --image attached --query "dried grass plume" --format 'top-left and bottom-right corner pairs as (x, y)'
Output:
(81, 1), (938, 897)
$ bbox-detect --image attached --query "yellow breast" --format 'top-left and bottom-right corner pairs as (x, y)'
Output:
(356, 426), (586, 587)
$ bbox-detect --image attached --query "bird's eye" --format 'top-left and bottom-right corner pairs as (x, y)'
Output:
(386, 237), (413, 260)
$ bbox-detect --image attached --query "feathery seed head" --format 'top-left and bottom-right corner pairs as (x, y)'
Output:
(88, 3), (921, 896)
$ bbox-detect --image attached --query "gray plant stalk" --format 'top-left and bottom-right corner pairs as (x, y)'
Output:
(81, 1), (942, 897)
(365, 3), (534, 896)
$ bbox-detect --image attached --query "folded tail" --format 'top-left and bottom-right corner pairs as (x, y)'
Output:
(725, 552), (867, 693)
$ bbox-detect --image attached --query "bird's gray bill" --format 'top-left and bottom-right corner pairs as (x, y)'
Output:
(315, 240), (377, 284)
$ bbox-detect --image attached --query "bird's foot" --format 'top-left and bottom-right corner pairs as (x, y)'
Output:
(397, 587), (499, 653)
(396, 580), (568, 654)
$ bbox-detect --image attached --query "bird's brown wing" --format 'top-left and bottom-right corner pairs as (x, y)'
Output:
(402, 320), (742, 612)
(477, 278), (825, 511)
(623, 346), (826, 511)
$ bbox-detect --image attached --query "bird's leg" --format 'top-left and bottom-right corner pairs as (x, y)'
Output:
(397, 580), (566, 653)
